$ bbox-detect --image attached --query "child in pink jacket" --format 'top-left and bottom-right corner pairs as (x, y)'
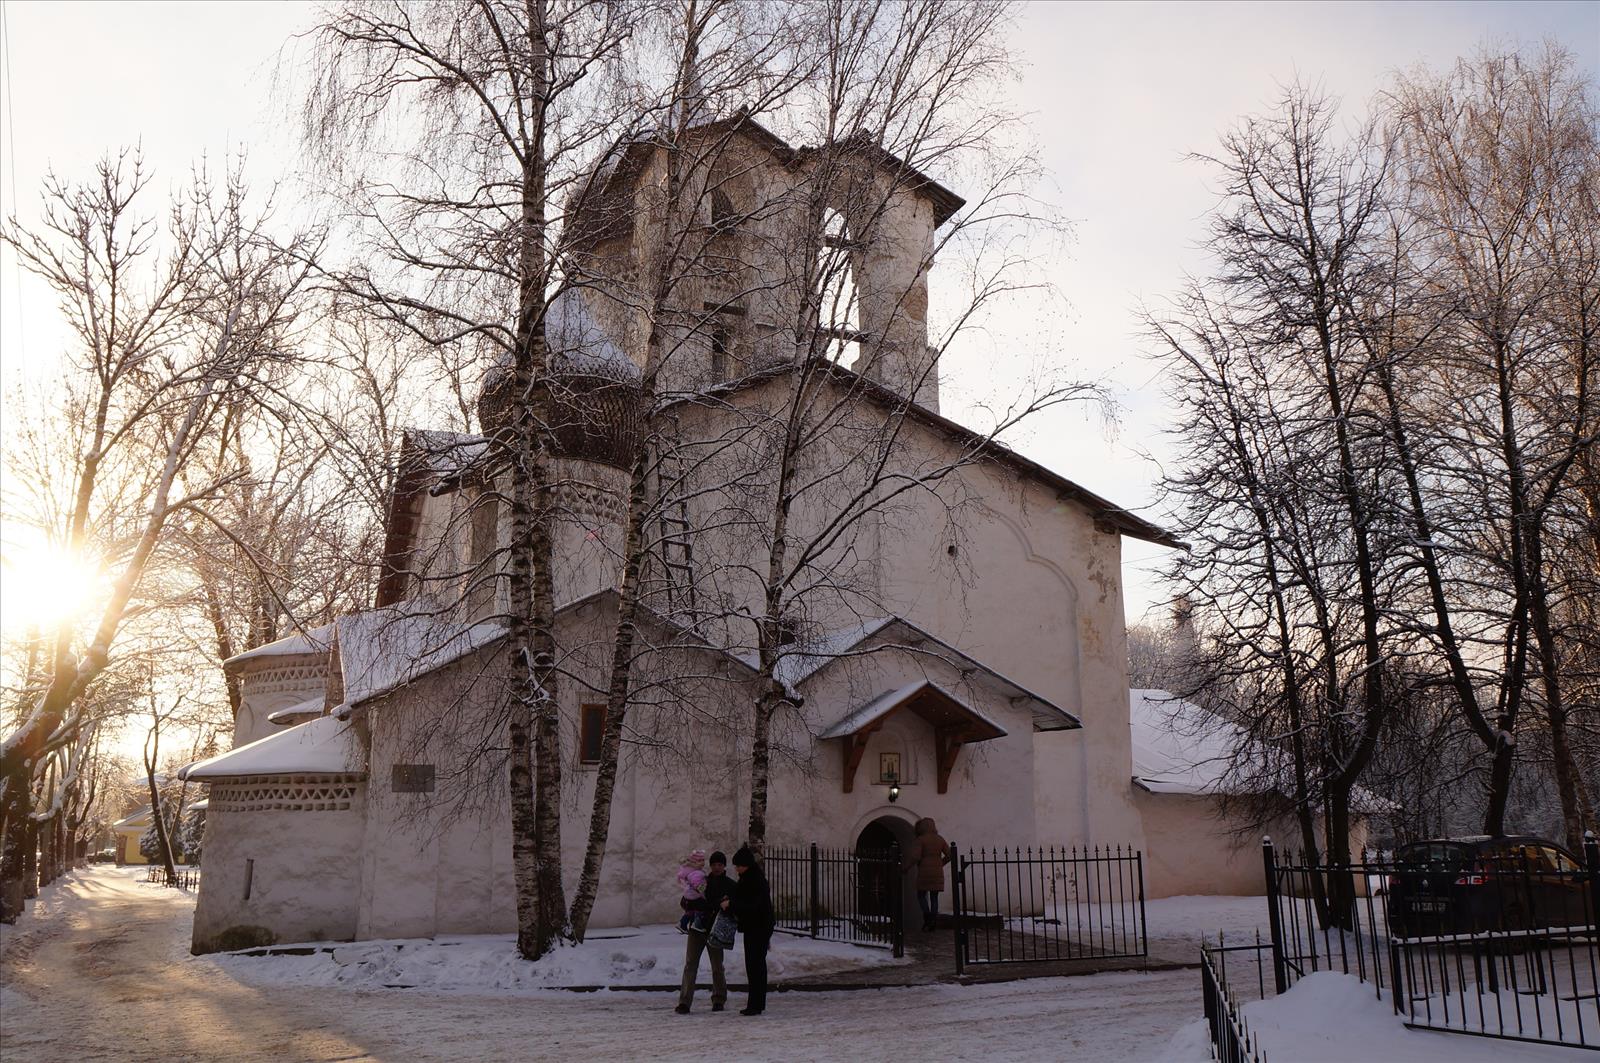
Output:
(676, 849), (708, 932)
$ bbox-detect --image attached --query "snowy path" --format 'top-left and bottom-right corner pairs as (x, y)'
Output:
(2, 867), (1212, 1062)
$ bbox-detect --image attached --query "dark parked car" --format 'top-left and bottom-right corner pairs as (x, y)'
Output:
(1387, 835), (1593, 939)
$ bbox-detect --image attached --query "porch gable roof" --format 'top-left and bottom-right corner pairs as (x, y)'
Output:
(754, 615), (1080, 733)
(818, 679), (1007, 742)
(821, 680), (1008, 795)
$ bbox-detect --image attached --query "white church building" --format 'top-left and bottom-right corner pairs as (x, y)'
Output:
(182, 116), (1328, 953)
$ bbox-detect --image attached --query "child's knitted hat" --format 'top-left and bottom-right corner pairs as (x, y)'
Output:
(684, 848), (707, 868)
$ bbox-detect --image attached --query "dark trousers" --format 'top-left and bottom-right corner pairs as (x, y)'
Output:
(918, 890), (940, 924)
(743, 930), (771, 1012)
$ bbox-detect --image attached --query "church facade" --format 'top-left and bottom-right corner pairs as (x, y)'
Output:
(182, 117), (1283, 954)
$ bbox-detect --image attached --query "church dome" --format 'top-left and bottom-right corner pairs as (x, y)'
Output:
(478, 289), (642, 470)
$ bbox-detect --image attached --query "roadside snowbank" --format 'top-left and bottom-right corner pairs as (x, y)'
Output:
(1163, 972), (1593, 1061)
(206, 924), (907, 993)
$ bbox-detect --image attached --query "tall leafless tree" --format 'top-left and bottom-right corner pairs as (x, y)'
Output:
(0, 154), (320, 920)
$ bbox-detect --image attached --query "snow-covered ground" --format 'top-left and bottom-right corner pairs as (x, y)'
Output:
(209, 924), (908, 992)
(1003, 893), (1274, 959)
(10, 870), (1589, 1062)
(1161, 971), (1596, 1061)
(214, 894), (1271, 995)
(2, 866), (1208, 1061)
(1143, 893), (1273, 944)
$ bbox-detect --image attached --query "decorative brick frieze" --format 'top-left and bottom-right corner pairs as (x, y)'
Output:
(239, 659), (329, 702)
(208, 775), (366, 813)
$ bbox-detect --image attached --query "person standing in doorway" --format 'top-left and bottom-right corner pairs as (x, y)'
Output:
(676, 850), (733, 1014)
(723, 845), (774, 1016)
(904, 818), (951, 932)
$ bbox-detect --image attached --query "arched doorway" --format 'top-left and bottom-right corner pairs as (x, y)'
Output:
(855, 815), (917, 934)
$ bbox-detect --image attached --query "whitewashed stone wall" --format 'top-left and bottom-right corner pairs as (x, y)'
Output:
(191, 775), (366, 953)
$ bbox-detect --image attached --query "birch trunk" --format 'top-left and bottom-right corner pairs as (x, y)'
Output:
(569, 0), (705, 939)
(504, 0), (568, 960)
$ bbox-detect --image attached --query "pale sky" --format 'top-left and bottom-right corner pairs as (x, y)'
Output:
(1, 0), (1596, 630)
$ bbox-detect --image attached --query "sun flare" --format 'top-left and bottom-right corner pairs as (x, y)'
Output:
(0, 542), (105, 633)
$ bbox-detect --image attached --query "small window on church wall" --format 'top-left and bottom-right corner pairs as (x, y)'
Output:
(710, 187), (736, 233)
(710, 327), (730, 380)
(392, 764), (436, 793)
(466, 491), (499, 619)
(580, 704), (606, 764)
(242, 858), (254, 901)
(878, 752), (901, 784)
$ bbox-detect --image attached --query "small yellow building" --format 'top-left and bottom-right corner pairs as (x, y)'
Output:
(110, 806), (153, 865)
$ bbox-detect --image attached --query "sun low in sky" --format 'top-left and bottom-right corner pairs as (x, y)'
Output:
(0, 539), (106, 636)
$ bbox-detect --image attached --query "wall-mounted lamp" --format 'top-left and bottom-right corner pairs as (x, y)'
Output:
(887, 769), (900, 803)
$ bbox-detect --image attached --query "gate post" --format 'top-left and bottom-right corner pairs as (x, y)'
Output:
(809, 841), (820, 940)
(1262, 836), (1288, 994)
(1585, 831), (1599, 938)
(1136, 849), (1149, 958)
(950, 843), (965, 977)
(891, 854), (905, 959)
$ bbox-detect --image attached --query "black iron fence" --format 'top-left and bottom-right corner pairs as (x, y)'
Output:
(765, 844), (903, 957)
(1262, 834), (1600, 1050)
(951, 844), (1147, 973)
(1201, 937), (1272, 1063)
(145, 866), (198, 890)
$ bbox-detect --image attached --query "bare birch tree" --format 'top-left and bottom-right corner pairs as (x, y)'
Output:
(303, 0), (640, 958)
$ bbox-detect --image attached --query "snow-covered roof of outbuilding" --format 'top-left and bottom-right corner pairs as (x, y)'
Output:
(110, 806), (152, 830)
(180, 714), (363, 781)
(1130, 689), (1397, 813)
(1129, 688), (1239, 796)
(223, 622), (334, 668)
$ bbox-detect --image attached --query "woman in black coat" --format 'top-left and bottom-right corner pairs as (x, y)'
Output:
(722, 844), (775, 1015)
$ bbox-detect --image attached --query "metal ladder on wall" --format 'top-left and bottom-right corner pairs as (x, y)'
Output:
(652, 420), (698, 625)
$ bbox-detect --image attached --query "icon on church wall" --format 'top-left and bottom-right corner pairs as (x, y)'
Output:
(878, 752), (901, 784)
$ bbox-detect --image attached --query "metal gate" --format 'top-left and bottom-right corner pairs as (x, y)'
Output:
(766, 843), (904, 957)
(951, 843), (1148, 973)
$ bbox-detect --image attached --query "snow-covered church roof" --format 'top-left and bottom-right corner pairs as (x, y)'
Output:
(180, 714), (363, 781)
(545, 288), (642, 382)
(818, 679), (1007, 742)
(482, 288), (641, 384)
(333, 606), (505, 711)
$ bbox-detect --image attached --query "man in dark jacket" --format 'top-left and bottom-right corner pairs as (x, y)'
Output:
(723, 844), (775, 1015)
(676, 851), (734, 1014)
